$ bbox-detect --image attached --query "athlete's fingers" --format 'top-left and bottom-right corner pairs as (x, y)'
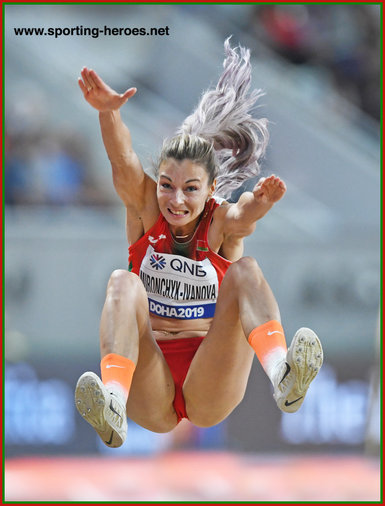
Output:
(78, 77), (88, 95)
(88, 69), (106, 88)
(86, 70), (98, 89)
(80, 67), (93, 90)
(88, 69), (108, 91)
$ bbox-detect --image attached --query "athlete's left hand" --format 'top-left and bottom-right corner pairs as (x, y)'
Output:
(252, 175), (286, 204)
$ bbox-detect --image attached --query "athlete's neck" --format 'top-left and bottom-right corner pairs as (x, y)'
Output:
(170, 216), (201, 243)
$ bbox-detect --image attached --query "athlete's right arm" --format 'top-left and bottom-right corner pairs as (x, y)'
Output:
(78, 67), (156, 211)
(98, 109), (153, 208)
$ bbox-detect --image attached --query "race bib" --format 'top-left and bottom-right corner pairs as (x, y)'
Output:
(139, 245), (218, 319)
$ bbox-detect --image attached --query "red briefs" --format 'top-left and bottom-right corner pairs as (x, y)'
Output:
(156, 336), (205, 423)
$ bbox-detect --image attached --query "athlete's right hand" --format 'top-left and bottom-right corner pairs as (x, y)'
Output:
(78, 67), (137, 112)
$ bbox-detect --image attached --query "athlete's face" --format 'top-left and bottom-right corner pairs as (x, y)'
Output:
(157, 159), (215, 235)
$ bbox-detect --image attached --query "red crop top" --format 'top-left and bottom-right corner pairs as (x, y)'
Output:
(128, 198), (232, 320)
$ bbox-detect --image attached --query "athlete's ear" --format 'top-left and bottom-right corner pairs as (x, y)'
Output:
(208, 179), (216, 198)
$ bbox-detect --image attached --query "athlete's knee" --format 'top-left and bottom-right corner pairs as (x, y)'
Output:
(106, 269), (145, 301)
(227, 257), (264, 285)
(235, 256), (260, 270)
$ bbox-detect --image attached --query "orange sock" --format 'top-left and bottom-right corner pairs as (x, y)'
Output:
(248, 320), (287, 382)
(100, 353), (136, 402)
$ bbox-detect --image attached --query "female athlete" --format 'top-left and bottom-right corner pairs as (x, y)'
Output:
(75, 39), (323, 448)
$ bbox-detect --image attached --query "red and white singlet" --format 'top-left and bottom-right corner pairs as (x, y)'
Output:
(128, 198), (231, 320)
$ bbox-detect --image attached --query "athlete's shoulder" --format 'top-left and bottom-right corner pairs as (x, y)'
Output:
(211, 197), (232, 220)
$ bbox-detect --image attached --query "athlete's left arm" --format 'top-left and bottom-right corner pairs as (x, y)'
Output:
(222, 175), (286, 238)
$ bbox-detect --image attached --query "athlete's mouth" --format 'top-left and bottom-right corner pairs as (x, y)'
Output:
(168, 208), (188, 216)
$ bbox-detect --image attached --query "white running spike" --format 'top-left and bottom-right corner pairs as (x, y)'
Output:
(74, 372), (127, 448)
(273, 328), (323, 413)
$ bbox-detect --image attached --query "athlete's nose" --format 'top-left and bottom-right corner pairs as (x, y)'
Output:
(172, 189), (185, 205)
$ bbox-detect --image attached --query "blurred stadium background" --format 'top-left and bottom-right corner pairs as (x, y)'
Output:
(4, 3), (381, 502)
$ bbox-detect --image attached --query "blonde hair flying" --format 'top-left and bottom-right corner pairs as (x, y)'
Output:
(175, 37), (269, 199)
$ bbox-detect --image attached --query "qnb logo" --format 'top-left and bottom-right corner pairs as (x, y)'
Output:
(150, 254), (166, 270)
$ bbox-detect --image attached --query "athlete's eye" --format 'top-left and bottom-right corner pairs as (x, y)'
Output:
(186, 186), (198, 192)
(161, 183), (172, 190)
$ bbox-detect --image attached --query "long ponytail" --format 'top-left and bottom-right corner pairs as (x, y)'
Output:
(177, 37), (269, 199)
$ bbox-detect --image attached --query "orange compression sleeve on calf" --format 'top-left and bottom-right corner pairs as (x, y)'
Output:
(248, 320), (287, 366)
(100, 353), (136, 400)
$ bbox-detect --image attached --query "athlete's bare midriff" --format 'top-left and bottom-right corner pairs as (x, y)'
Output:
(151, 314), (212, 340)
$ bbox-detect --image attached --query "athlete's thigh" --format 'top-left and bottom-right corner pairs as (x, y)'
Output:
(183, 276), (255, 425)
(126, 324), (178, 432)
